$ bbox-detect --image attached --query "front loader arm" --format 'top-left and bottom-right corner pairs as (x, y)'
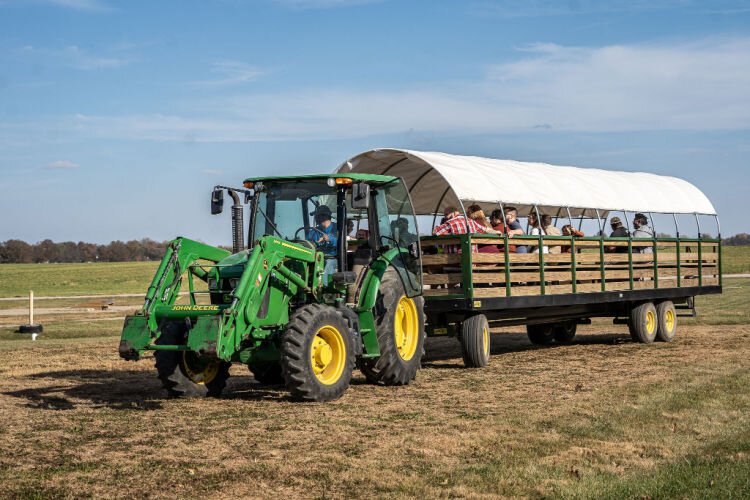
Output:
(204, 237), (321, 360)
(119, 237), (230, 360)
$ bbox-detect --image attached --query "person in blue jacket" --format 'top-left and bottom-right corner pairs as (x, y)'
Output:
(307, 205), (338, 282)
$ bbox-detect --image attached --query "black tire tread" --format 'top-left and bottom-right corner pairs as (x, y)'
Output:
(359, 271), (426, 386)
(552, 321), (577, 343)
(629, 302), (658, 344)
(154, 322), (231, 398)
(655, 300), (677, 342)
(527, 323), (555, 345)
(461, 314), (490, 368)
(280, 303), (355, 402)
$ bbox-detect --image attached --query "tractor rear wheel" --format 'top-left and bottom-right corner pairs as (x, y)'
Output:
(248, 362), (284, 385)
(359, 272), (425, 385)
(460, 314), (490, 368)
(629, 302), (658, 343)
(154, 322), (231, 398)
(552, 321), (577, 343)
(526, 323), (555, 345)
(280, 304), (355, 402)
(655, 301), (677, 342)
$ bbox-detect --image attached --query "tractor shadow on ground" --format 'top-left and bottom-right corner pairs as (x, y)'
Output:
(4, 369), (166, 411)
(6, 368), (310, 407)
(223, 377), (296, 402)
(422, 331), (634, 368)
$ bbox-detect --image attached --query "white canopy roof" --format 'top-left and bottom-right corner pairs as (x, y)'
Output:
(336, 148), (716, 218)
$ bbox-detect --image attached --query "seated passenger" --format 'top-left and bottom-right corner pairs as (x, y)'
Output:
(632, 213), (654, 254)
(527, 212), (549, 254)
(504, 206), (527, 253)
(467, 205), (499, 253)
(433, 205), (487, 253)
(490, 209), (516, 253)
(606, 216), (629, 253)
(561, 224), (584, 253)
(542, 214), (562, 254)
(346, 219), (355, 241)
(391, 217), (418, 246)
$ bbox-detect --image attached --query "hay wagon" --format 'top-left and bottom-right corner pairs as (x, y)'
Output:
(338, 149), (721, 366)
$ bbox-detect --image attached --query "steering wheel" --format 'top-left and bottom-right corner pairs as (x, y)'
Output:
(294, 226), (326, 241)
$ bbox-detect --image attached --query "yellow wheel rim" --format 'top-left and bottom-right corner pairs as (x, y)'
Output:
(665, 309), (676, 332)
(394, 296), (419, 361)
(181, 352), (220, 385)
(310, 325), (346, 385)
(482, 326), (490, 357)
(646, 310), (656, 334)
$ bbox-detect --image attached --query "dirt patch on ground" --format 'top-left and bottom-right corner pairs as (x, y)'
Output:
(1, 323), (749, 498)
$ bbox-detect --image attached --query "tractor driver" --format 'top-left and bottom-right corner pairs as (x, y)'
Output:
(307, 205), (338, 282)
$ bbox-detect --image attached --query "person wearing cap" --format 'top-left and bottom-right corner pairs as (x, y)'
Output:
(307, 205), (338, 281)
(632, 213), (654, 254)
(606, 216), (629, 253)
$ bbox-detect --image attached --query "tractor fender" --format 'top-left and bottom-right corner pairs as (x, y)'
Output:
(355, 247), (406, 313)
(354, 248), (413, 358)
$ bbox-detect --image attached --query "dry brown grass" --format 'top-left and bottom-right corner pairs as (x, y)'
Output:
(1, 322), (749, 498)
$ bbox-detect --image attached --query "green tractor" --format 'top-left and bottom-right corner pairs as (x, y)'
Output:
(119, 173), (425, 401)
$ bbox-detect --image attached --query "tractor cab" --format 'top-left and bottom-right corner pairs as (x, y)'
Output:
(242, 174), (422, 297)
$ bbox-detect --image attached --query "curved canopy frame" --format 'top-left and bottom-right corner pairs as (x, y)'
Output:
(336, 149), (717, 219)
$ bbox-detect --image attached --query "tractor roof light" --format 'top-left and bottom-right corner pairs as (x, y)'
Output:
(335, 177), (353, 185)
(243, 181), (254, 189)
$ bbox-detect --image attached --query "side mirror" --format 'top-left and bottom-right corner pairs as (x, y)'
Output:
(351, 182), (370, 209)
(211, 188), (224, 215)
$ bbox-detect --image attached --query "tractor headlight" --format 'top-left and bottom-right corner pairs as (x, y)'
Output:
(208, 278), (218, 290)
(229, 278), (239, 290)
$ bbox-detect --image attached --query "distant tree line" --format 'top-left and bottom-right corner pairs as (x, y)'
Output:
(0, 234), (747, 264)
(0, 239), (170, 263)
(722, 233), (750, 246)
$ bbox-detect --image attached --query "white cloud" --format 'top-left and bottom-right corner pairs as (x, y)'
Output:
(0, 0), (109, 11)
(470, 0), (732, 18)
(191, 61), (265, 86)
(46, 0), (107, 10)
(46, 160), (80, 169)
(19, 45), (130, 70)
(270, 0), (383, 9)
(202, 169), (224, 176)
(6, 36), (750, 143)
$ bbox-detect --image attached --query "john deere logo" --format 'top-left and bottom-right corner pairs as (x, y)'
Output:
(171, 305), (220, 311)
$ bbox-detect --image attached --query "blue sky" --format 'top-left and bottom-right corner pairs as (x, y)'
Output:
(1, 0), (748, 245)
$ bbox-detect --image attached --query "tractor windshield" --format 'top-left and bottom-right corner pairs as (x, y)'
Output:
(252, 179), (338, 244)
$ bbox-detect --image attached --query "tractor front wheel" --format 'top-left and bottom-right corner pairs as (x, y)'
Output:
(154, 322), (231, 398)
(280, 304), (355, 402)
(359, 272), (425, 385)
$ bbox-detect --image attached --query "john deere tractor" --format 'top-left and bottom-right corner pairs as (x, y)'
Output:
(119, 174), (424, 401)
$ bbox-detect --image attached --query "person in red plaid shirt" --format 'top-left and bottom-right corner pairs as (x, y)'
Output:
(432, 206), (488, 253)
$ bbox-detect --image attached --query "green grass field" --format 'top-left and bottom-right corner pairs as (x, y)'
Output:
(0, 261), (159, 297)
(0, 247), (748, 497)
(722, 245), (750, 274)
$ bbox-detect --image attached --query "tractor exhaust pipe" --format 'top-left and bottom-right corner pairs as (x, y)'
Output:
(228, 190), (244, 254)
